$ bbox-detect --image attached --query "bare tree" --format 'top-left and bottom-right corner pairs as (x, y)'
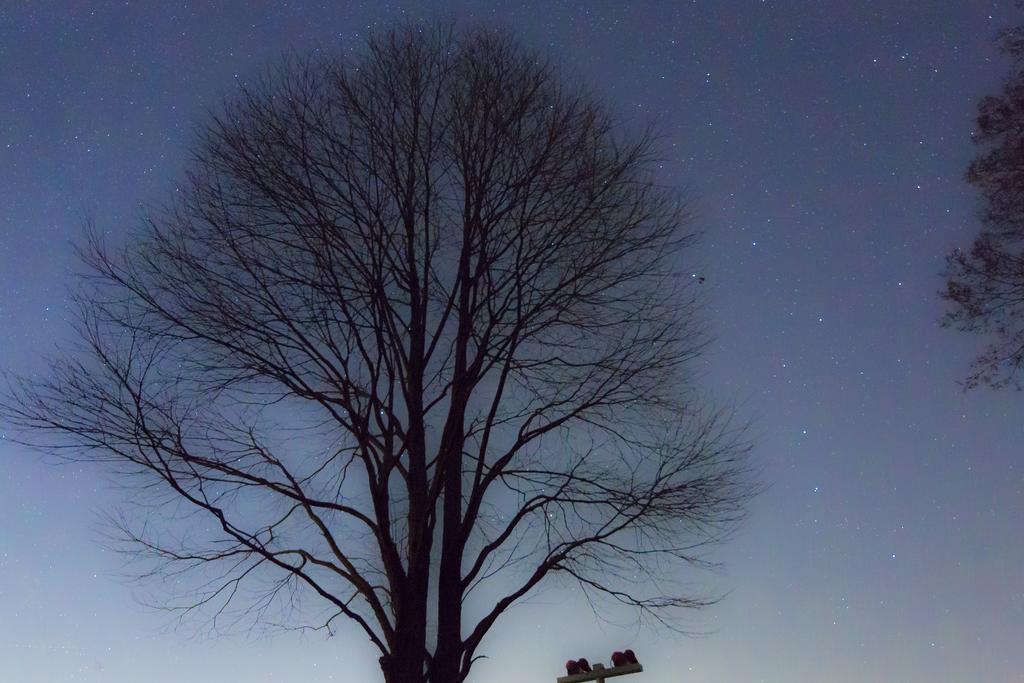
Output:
(944, 25), (1024, 389)
(2, 25), (752, 683)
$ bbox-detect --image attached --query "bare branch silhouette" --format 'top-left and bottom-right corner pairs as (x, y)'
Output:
(2, 24), (753, 683)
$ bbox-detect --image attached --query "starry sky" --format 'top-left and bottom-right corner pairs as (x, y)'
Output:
(1, 2), (1022, 682)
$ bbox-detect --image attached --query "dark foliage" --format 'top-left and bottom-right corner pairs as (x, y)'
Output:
(944, 26), (1024, 389)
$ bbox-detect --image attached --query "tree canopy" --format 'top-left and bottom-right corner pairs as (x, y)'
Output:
(944, 26), (1024, 389)
(2, 25), (752, 683)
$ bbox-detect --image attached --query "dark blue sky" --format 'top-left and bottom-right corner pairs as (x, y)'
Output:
(2, 2), (1021, 682)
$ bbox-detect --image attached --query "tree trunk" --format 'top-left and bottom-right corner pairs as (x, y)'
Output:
(385, 589), (429, 683)
(432, 487), (464, 683)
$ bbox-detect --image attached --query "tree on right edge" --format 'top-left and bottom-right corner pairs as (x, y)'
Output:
(944, 26), (1024, 389)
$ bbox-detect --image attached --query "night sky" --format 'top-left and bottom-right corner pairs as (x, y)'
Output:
(1, 2), (1022, 682)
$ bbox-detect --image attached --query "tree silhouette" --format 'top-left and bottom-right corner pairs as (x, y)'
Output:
(2, 25), (752, 683)
(944, 26), (1024, 389)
